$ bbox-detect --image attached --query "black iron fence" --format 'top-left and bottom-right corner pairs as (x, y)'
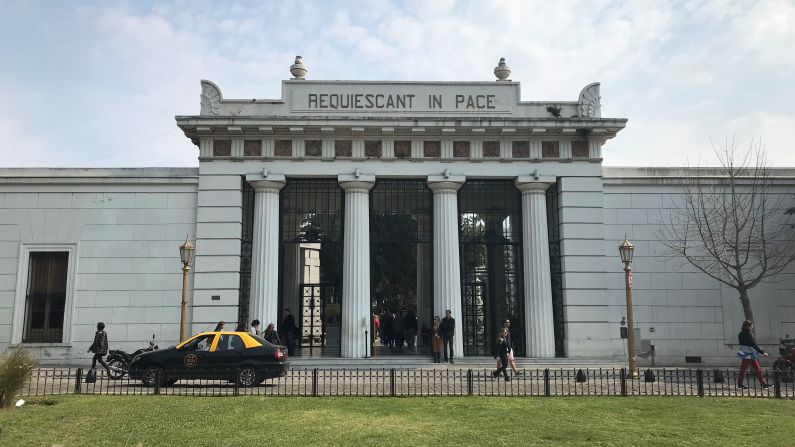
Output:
(14, 367), (795, 399)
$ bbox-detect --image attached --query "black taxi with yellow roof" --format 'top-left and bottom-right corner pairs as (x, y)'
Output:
(128, 331), (288, 387)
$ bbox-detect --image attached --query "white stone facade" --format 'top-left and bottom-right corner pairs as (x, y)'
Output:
(0, 169), (197, 363)
(0, 76), (792, 366)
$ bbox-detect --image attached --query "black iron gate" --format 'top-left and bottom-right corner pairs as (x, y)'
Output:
(462, 281), (488, 356)
(298, 282), (340, 355)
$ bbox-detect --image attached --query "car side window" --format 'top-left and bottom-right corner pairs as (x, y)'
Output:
(215, 334), (245, 351)
(182, 334), (215, 352)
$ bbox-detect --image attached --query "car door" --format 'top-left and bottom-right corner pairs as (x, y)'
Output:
(175, 333), (217, 380)
(206, 333), (246, 378)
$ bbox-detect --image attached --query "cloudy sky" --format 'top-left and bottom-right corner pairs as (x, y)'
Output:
(1, 0), (793, 168)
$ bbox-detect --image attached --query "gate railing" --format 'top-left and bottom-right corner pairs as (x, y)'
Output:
(13, 367), (794, 399)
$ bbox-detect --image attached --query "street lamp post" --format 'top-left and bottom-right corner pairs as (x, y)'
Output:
(179, 238), (195, 342)
(619, 238), (638, 378)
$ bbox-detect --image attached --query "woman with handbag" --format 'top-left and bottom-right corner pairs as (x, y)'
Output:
(737, 320), (772, 389)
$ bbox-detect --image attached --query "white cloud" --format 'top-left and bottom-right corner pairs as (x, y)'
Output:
(0, 0), (792, 168)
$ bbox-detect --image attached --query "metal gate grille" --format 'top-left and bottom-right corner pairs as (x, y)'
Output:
(462, 281), (487, 356)
(298, 282), (339, 355)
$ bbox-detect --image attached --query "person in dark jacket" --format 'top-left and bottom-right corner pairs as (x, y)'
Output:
(281, 308), (297, 356)
(737, 320), (772, 389)
(263, 323), (282, 345)
(492, 328), (511, 381)
(439, 309), (456, 363)
(392, 312), (405, 352)
(214, 321), (225, 331)
(87, 322), (110, 373)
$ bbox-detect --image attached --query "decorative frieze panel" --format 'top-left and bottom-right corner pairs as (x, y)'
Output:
(244, 140), (261, 157)
(200, 136), (600, 162)
(512, 141), (529, 159)
(483, 141), (500, 158)
(213, 140), (231, 157)
(274, 140), (291, 157)
(453, 141), (470, 158)
(542, 141), (559, 158)
(423, 141), (440, 158)
(305, 140), (322, 157)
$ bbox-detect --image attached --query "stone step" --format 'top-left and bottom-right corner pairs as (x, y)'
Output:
(288, 356), (624, 369)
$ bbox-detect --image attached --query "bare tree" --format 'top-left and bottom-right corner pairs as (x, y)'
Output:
(659, 139), (795, 322)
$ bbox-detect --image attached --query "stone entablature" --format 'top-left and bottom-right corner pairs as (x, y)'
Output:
(179, 79), (626, 164)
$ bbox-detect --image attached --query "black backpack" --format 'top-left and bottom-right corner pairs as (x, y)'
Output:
(85, 369), (97, 384)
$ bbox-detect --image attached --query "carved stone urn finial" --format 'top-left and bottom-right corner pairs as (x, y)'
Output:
(290, 56), (307, 80)
(494, 57), (511, 81)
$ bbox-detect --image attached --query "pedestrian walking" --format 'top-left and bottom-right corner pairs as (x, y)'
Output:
(214, 321), (225, 331)
(440, 309), (456, 363)
(87, 322), (110, 376)
(235, 320), (248, 332)
(737, 320), (772, 389)
(493, 328), (511, 381)
(496, 319), (520, 375)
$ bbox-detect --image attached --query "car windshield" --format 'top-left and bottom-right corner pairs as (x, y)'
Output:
(250, 334), (276, 346)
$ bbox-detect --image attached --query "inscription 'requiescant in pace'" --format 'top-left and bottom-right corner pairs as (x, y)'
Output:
(307, 93), (497, 110)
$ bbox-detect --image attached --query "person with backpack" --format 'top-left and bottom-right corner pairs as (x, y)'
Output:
(87, 322), (110, 379)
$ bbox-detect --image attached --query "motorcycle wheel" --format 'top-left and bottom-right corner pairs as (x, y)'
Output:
(142, 366), (165, 387)
(107, 358), (128, 380)
(237, 367), (259, 387)
(774, 361), (794, 383)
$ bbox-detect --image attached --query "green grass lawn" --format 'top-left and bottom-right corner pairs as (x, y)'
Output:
(0, 396), (792, 446)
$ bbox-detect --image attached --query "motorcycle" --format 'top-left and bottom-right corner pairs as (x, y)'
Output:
(772, 334), (794, 383)
(106, 334), (158, 379)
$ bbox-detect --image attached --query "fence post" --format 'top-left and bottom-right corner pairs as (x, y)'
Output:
(543, 368), (550, 397)
(312, 368), (318, 397)
(74, 368), (83, 395)
(233, 369), (240, 397)
(696, 369), (704, 397)
(620, 368), (627, 397)
(467, 369), (473, 396)
(154, 370), (161, 396)
(774, 369), (782, 399)
(390, 368), (396, 397)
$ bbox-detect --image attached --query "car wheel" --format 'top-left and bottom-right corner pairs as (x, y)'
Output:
(238, 367), (259, 387)
(107, 359), (127, 380)
(142, 366), (164, 387)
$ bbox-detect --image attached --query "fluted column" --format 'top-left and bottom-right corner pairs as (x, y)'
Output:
(427, 175), (465, 358)
(516, 176), (556, 358)
(246, 174), (286, 329)
(339, 173), (375, 358)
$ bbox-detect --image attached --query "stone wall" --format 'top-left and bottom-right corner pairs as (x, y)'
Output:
(602, 167), (795, 366)
(0, 168), (198, 364)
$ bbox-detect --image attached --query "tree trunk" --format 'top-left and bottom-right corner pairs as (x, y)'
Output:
(738, 288), (754, 323)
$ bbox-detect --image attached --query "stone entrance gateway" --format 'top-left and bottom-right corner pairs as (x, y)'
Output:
(177, 58), (626, 358)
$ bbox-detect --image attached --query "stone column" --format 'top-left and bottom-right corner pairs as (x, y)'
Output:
(515, 176), (556, 358)
(338, 173), (375, 358)
(427, 175), (465, 358)
(246, 174), (286, 329)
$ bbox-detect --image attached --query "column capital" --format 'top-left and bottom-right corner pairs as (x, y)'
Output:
(427, 175), (465, 193)
(338, 173), (375, 192)
(515, 175), (556, 193)
(246, 173), (286, 192)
